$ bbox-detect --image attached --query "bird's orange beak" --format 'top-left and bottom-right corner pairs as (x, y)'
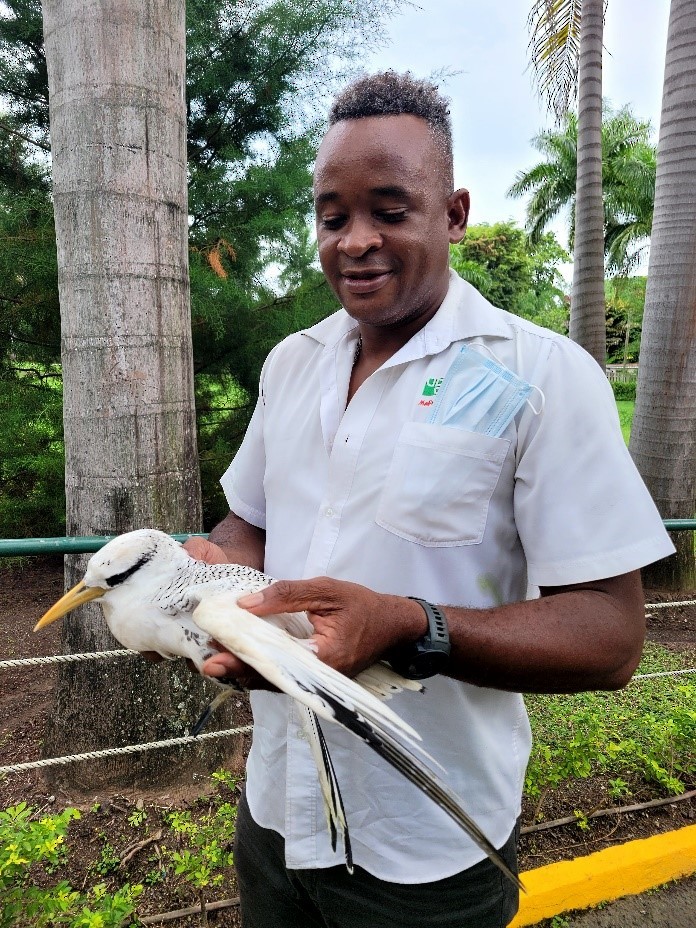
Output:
(34, 580), (105, 630)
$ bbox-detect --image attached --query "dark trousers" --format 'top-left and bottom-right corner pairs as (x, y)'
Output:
(234, 790), (520, 928)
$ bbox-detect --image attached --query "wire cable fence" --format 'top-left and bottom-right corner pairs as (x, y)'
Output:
(1, 528), (694, 777)
(1, 600), (694, 776)
(0, 727), (253, 776)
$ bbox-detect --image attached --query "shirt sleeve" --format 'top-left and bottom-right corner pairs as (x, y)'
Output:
(514, 337), (675, 587)
(219, 348), (278, 529)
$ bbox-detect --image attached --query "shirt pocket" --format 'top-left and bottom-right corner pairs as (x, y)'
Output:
(375, 421), (510, 547)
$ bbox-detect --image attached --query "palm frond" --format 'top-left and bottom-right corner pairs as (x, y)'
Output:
(527, 0), (583, 122)
(605, 218), (651, 273)
(508, 102), (655, 259)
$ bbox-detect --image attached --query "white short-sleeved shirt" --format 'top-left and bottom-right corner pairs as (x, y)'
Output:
(220, 271), (674, 883)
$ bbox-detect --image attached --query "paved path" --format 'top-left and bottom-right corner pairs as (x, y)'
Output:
(560, 874), (696, 927)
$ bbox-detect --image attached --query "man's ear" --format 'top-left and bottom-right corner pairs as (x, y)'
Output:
(447, 188), (470, 244)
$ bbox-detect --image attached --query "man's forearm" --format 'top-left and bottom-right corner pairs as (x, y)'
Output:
(208, 510), (266, 570)
(439, 571), (645, 694)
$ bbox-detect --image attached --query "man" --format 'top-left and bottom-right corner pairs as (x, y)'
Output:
(185, 72), (674, 928)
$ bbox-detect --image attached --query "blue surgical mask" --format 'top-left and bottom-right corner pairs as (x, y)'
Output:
(428, 344), (540, 437)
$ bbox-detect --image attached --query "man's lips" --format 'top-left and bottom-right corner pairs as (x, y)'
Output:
(340, 270), (393, 294)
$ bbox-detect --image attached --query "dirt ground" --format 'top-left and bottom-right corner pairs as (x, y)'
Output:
(1, 557), (695, 926)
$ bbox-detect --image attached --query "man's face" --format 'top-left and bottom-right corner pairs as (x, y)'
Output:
(313, 114), (469, 332)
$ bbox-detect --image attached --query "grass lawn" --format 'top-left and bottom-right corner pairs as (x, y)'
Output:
(616, 399), (635, 445)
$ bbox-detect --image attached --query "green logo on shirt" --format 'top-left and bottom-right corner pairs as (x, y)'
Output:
(422, 378), (443, 397)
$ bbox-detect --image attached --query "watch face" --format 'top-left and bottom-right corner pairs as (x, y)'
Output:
(404, 649), (450, 680)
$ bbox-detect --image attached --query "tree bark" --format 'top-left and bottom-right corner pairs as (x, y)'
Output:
(630, 0), (696, 590)
(41, 0), (238, 787)
(569, 0), (606, 368)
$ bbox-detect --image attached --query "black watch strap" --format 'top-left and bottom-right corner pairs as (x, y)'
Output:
(386, 597), (451, 680)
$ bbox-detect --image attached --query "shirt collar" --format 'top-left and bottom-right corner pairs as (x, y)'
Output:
(300, 270), (514, 362)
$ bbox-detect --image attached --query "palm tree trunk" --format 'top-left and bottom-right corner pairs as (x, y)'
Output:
(630, 0), (696, 590)
(41, 0), (237, 786)
(569, 0), (606, 367)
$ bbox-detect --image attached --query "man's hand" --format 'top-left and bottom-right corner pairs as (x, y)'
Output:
(183, 536), (230, 564)
(181, 534), (267, 685)
(201, 639), (273, 691)
(202, 577), (427, 682)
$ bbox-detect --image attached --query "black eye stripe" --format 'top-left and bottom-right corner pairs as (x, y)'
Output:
(106, 552), (154, 587)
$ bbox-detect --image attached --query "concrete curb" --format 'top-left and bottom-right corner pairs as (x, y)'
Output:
(509, 823), (696, 927)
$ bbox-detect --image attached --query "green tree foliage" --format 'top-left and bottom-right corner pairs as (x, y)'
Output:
(0, 111), (57, 367)
(0, 372), (65, 538)
(195, 266), (338, 526)
(0, 114), (64, 537)
(605, 276), (645, 365)
(174, 0), (402, 386)
(450, 221), (570, 334)
(0, 0), (400, 534)
(507, 103), (656, 273)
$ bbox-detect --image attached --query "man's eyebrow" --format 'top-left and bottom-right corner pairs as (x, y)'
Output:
(372, 185), (410, 199)
(314, 185), (411, 207)
(314, 191), (339, 207)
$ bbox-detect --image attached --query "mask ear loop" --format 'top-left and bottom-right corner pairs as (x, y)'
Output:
(525, 384), (545, 416)
(468, 341), (505, 367)
(470, 341), (545, 416)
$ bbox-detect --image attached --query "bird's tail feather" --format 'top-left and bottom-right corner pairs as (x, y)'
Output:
(315, 685), (524, 892)
(301, 707), (353, 873)
(355, 662), (424, 700)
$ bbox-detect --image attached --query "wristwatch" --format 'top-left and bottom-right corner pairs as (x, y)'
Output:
(386, 597), (451, 680)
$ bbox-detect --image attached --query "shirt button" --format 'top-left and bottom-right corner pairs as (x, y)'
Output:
(325, 507), (334, 517)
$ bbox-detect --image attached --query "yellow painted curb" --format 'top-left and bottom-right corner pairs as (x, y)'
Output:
(509, 823), (696, 927)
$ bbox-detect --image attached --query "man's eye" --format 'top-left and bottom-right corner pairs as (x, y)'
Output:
(379, 210), (407, 223)
(320, 215), (345, 230)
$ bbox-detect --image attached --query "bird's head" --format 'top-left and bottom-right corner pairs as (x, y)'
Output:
(34, 529), (190, 630)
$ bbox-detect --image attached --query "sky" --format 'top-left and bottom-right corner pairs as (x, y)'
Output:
(362, 0), (671, 256)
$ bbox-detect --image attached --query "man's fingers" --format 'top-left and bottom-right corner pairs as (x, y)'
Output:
(183, 536), (230, 565)
(237, 577), (339, 616)
(202, 652), (277, 692)
(203, 652), (246, 678)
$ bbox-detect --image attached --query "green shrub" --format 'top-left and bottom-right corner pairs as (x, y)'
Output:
(525, 644), (696, 812)
(0, 803), (141, 928)
(611, 379), (637, 401)
(165, 796), (237, 892)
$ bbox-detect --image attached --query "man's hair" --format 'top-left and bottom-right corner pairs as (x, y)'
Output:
(328, 71), (454, 188)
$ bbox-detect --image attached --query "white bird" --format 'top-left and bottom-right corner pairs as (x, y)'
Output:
(35, 529), (522, 889)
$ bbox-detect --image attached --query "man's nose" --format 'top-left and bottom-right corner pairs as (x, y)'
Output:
(337, 218), (382, 257)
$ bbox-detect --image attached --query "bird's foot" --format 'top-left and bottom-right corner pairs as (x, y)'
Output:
(190, 703), (216, 737)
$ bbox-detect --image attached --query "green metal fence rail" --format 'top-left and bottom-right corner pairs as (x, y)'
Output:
(0, 524), (694, 558)
(0, 534), (207, 557)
